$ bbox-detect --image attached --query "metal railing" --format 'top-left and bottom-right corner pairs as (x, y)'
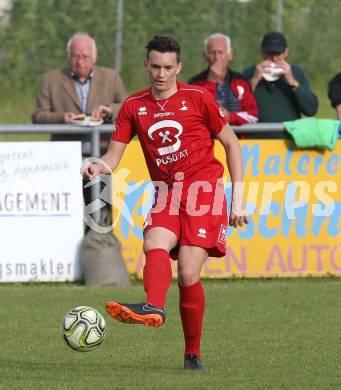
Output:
(0, 123), (286, 157)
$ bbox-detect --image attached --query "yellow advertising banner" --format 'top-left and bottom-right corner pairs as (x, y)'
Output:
(112, 139), (341, 278)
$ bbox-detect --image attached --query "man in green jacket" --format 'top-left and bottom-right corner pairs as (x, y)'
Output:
(243, 32), (318, 123)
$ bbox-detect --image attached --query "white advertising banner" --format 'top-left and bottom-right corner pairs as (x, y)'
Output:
(0, 142), (84, 282)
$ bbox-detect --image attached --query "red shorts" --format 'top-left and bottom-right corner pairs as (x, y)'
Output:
(143, 180), (228, 259)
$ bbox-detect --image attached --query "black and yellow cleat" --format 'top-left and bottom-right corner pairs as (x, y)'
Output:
(184, 354), (204, 370)
(106, 302), (165, 328)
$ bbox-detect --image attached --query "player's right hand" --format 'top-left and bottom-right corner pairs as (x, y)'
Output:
(81, 162), (106, 180)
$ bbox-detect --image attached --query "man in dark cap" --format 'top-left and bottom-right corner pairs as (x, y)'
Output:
(243, 31), (318, 123)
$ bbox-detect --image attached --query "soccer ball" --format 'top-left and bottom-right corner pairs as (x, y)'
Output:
(61, 306), (106, 352)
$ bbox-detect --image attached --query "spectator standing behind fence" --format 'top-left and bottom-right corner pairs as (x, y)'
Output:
(32, 32), (127, 148)
(32, 32), (128, 230)
(243, 32), (318, 122)
(328, 73), (341, 120)
(188, 33), (258, 125)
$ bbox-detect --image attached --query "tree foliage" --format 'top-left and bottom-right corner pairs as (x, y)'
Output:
(0, 0), (340, 115)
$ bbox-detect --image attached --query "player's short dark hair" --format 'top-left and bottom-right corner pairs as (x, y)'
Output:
(146, 36), (181, 63)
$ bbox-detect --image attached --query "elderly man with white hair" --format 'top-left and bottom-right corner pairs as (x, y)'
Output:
(33, 32), (127, 141)
(188, 33), (258, 126)
(32, 33), (127, 223)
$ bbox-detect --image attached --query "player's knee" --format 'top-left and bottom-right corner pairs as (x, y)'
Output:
(143, 236), (168, 252)
(143, 228), (177, 252)
(178, 267), (200, 286)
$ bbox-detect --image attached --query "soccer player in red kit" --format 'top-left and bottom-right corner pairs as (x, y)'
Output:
(83, 36), (248, 370)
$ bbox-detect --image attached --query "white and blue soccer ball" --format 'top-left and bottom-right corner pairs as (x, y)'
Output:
(61, 306), (106, 352)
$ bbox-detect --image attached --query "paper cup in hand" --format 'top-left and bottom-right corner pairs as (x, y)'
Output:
(262, 63), (284, 82)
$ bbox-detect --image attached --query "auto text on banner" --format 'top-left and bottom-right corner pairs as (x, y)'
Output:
(0, 142), (84, 282)
(111, 139), (341, 278)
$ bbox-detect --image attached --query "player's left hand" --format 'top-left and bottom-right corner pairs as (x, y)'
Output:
(229, 212), (249, 228)
(229, 199), (249, 228)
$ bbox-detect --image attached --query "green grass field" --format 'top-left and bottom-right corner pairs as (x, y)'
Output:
(1, 279), (341, 389)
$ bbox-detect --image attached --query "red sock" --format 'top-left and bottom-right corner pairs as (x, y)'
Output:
(143, 248), (172, 309)
(179, 281), (205, 357)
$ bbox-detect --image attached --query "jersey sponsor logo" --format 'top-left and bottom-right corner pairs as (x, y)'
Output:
(153, 111), (175, 119)
(198, 227), (207, 239)
(147, 120), (183, 156)
(218, 224), (227, 245)
(138, 106), (147, 116)
(179, 100), (188, 111)
(156, 149), (188, 167)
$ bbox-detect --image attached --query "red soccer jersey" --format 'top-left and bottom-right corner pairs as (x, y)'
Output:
(112, 82), (229, 184)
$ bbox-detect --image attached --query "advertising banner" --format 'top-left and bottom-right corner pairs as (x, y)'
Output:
(0, 142), (84, 282)
(112, 139), (341, 278)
